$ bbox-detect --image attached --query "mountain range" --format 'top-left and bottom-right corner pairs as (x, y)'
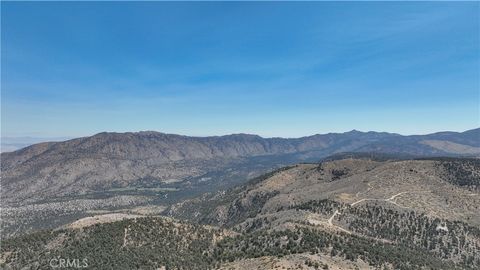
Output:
(1, 128), (479, 269)
(2, 128), (479, 205)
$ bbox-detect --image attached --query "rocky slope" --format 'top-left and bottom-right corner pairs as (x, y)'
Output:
(171, 157), (480, 226)
(167, 156), (480, 269)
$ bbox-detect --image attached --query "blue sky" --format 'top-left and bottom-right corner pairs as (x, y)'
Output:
(1, 2), (479, 138)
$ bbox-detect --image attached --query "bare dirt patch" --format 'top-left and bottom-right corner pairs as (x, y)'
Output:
(66, 213), (143, 229)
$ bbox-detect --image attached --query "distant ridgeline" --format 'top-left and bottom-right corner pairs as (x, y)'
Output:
(2, 128), (479, 205)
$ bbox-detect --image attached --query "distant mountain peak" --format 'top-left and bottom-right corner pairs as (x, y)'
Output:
(224, 133), (263, 139)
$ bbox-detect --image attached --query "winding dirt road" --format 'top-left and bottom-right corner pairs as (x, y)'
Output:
(325, 191), (411, 233)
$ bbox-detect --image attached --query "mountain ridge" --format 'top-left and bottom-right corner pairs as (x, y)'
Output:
(1, 128), (478, 205)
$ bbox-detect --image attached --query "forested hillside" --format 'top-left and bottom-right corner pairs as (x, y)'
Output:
(3, 157), (479, 269)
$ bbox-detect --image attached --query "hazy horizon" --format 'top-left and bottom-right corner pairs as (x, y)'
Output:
(2, 126), (478, 140)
